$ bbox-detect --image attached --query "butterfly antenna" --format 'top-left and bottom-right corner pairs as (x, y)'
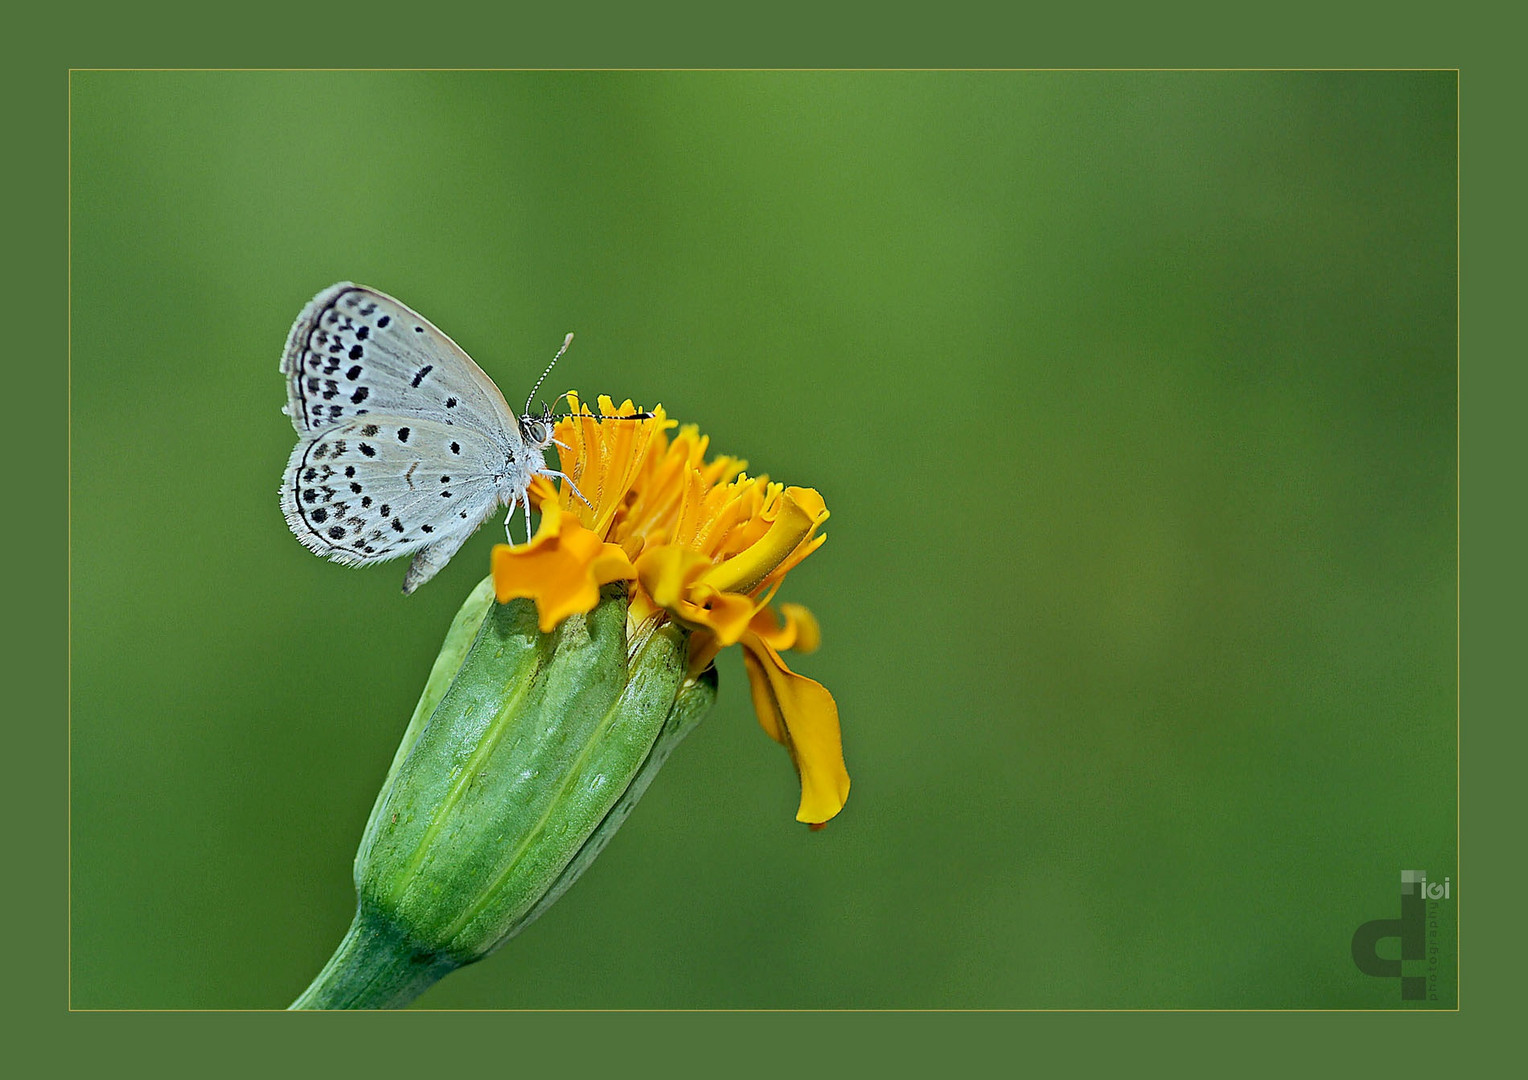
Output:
(525, 333), (575, 416)
(548, 388), (656, 422)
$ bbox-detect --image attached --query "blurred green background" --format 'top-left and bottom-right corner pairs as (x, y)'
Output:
(69, 71), (1456, 1008)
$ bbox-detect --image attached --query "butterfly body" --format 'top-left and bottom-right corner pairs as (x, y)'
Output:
(279, 282), (556, 593)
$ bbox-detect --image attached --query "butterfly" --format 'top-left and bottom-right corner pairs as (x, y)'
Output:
(279, 282), (580, 594)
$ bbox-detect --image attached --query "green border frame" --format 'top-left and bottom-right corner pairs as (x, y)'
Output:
(24, 0), (1518, 1067)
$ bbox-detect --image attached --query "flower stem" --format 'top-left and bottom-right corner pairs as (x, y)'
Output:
(289, 906), (459, 1010)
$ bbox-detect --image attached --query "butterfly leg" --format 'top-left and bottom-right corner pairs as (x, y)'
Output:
(503, 493), (520, 544)
(542, 470), (594, 512)
(500, 489), (539, 546)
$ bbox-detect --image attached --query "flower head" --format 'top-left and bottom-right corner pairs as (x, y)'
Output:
(492, 394), (849, 826)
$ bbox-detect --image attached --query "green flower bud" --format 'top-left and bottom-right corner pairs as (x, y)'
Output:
(290, 578), (716, 1009)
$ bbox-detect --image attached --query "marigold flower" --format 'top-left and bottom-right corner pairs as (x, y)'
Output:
(491, 394), (849, 826)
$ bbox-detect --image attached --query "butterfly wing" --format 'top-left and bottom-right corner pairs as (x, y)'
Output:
(280, 282), (521, 443)
(280, 415), (507, 593)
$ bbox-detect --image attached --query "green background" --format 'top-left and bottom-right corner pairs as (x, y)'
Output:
(69, 71), (1456, 1009)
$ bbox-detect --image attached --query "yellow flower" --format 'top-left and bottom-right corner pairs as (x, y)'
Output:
(491, 394), (849, 826)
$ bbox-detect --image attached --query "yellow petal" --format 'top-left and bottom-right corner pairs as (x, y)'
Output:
(780, 603), (821, 653)
(700, 487), (828, 596)
(492, 503), (636, 632)
(741, 632), (849, 825)
(690, 584), (758, 647)
(634, 544), (713, 611)
(589, 543), (639, 585)
(755, 489), (829, 591)
(749, 603), (822, 654)
(551, 395), (666, 539)
(634, 547), (760, 645)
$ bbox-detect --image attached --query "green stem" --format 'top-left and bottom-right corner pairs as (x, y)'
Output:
(289, 906), (460, 1010)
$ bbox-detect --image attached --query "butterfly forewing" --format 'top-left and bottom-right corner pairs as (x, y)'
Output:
(280, 415), (504, 570)
(281, 282), (520, 441)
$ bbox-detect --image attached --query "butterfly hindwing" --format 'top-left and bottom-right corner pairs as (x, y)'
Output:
(280, 282), (521, 441)
(280, 415), (505, 578)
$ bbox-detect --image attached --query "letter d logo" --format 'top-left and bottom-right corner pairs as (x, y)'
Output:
(1351, 870), (1426, 1001)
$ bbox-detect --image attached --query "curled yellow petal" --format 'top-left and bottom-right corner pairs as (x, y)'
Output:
(492, 502), (636, 632)
(634, 544), (713, 611)
(689, 584), (758, 647)
(749, 603), (822, 654)
(754, 489), (829, 592)
(741, 632), (849, 825)
(780, 604), (821, 653)
(635, 546), (759, 646)
(701, 486), (829, 597)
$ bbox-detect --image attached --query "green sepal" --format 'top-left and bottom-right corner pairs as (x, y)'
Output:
(502, 656), (717, 948)
(291, 581), (715, 1008)
(355, 576), (496, 870)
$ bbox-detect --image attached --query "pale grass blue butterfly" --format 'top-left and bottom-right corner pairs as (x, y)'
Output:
(279, 282), (586, 593)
